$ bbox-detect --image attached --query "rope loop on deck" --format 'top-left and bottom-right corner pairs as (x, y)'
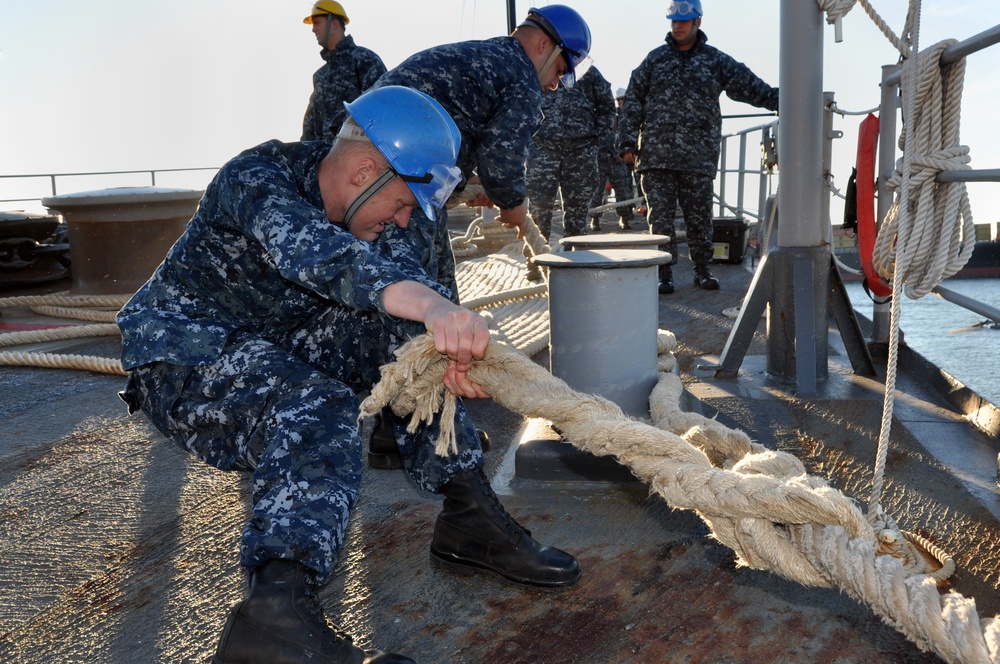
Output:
(0, 292), (128, 375)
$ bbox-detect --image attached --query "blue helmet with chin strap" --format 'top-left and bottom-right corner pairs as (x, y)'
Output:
(524, 4), (592, 87)
(666, 0), (702, 20)
(342, 86), (462, 222)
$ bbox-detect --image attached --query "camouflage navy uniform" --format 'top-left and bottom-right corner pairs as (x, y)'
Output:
(525, 66), (614, 240)
(366, 37), (544, 295)
(301, 35), (386, 141)
(116, 140), (483, 583)
(618, 30), (778, 279)
(592, 102), (637, 229)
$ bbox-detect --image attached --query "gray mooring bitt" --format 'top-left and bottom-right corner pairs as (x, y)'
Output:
(514, 248), (671, 482)
(558, 232), (671, 252)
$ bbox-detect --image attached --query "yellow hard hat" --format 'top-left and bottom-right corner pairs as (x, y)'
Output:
(304, 0), (349, 25)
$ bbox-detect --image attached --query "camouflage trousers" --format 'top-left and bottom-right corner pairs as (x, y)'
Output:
(526, 138), (599, 240)
(121, 310), (482, 583)
(639, 169), (715, 272)
(592, 148), (637, 223)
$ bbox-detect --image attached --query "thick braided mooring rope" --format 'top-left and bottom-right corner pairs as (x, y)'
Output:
(361, 333), (998, 664)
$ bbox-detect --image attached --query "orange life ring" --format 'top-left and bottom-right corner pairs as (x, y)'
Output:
(856, 113), (892, 298)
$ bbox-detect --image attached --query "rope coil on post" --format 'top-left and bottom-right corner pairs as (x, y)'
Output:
(872, 39), (974, 298)
(815, 0), (967, 592)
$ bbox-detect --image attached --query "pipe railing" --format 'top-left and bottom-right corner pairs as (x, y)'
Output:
(878, 24), (1000, 206)
(716, 115), (779, 223)
(710, 27), (1000, 338)
(0, 167), (218, 211)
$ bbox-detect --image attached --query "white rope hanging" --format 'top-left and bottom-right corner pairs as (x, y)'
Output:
(872, 38), (974, 298)
(817, 0), (976, 553)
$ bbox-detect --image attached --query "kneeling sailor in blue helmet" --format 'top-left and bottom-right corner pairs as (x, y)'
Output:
(116, 86), (581, 664)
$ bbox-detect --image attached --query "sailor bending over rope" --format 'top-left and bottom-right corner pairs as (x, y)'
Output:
(116, 86), (580, 664)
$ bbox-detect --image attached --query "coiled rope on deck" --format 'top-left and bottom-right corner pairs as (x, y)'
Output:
(361, 333), (999, 664)
(450, 208), (554, 356)
(0, 293), (128, 375)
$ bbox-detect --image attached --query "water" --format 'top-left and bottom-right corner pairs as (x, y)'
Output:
(844, 278), (1000, 407)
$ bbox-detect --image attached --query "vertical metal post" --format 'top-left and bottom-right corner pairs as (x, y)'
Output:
(766, 0), (829, 387)
(871, 64), (901, 343)
(758, 128), (770, 228)
(776, 1), (825, 249)
(737, 133), (748, 219)
(822, 92), (840, 232)
(718, 139), (728, 217)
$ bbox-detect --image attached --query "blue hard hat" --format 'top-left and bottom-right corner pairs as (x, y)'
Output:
(343, 86), (462, 221)
(666, 0), (702, 20)
(526, 5), (593, 87)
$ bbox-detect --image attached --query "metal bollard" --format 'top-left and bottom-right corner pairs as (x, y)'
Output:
(558, 232), (670, 252)
(515, 248), (671, 482)
(43, 187), (203, 295)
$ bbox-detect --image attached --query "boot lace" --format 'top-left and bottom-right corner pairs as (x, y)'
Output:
(474, 470), (532, 541)
(302, 581), (355, 645)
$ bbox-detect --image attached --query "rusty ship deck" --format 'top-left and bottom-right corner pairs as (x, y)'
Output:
(1, 217), (999, 664)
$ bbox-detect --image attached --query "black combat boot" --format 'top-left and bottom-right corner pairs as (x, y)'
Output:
(430, 468), (581, 589)
(213, 559), (413, 664)
(693, 265), (720, 290)
(658, 264), (674, 294)
(368, 407), (404, 470)
(369, 406), (491, 470)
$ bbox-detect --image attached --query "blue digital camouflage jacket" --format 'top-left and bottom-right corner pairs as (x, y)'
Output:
(618, 31), (779, 177)
(371, 36), (543, 210)
(302, 35), (387, 141)
(534, 65), (615, 145)
(117, 140), (444, 370)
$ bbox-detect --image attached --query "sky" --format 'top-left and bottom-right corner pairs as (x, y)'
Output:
(0, 0), (998, 226)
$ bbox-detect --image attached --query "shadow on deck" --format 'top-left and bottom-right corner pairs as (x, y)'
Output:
(0, 225), (996, 662)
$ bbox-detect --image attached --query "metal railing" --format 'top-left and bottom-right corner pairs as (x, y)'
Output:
(0, 167), (218, 213)
(709, 22), (1000, 337)
(715, 114), (778, 223)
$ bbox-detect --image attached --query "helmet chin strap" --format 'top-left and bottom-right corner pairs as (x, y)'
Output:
(343, 168), (396, 231)
(323, 14), (333, 50)
(537, 45), (564, 88)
